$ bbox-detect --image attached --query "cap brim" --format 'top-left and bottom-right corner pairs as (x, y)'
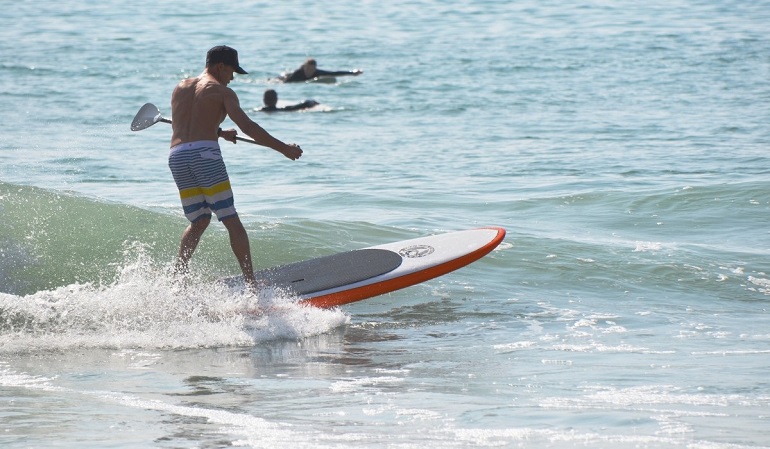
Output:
(235, 66), (248, 75)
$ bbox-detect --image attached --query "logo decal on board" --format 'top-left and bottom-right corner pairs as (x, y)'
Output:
(399, 245), (435, 258)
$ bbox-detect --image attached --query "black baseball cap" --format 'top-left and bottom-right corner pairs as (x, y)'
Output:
(206, 45), (248, 74)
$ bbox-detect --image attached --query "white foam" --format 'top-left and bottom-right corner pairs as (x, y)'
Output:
(0, 243), (349, 354)
(0, 361), (62, 392)
(493, 341), (536, 352)
(541, 384), (770, 409)
(634, 241), (663, 252)
(0, 359), (311, 448)
(550, 342), (649, 353)
(747, 276), (770, 295)
(329, 376), (404, 393)
(450, 427), (705, 447)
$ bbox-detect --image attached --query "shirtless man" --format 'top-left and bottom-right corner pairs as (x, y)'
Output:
(280, 58), (363, 83)
(168, 45), (302, 291)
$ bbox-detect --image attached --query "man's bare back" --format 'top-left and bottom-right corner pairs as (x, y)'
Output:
(170, 74), (228, 147)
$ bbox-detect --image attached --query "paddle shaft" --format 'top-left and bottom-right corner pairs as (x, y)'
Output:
(132, 103), (259, 145)
(158, 117), (258, 145)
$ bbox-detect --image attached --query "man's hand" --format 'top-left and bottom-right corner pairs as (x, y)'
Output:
(282, 143), (303, 160)
(220, 128), (238, 143)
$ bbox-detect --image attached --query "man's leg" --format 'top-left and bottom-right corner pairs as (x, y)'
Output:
(221, 215), (258, 291)
(175, 215), (211, 275)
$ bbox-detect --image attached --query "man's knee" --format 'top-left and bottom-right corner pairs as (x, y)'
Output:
(190, 214), (212, 232)
(221, 216), (250, 243)
(221, 214), (243, 230)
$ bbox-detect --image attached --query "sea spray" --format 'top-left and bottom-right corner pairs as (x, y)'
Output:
(0, 241), (349, 354)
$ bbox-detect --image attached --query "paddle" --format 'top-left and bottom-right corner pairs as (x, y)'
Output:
(130, 103), (258, 144)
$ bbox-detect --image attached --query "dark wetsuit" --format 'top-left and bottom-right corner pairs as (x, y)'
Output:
(260, 100), (319, 112)
(282, 68), (358, 83)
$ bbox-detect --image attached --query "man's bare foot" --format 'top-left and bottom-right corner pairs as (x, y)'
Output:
(245, 278), (270, 295)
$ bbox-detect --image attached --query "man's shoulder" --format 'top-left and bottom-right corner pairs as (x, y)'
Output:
(175, 76), (198, 90)
(197, 76), (226, 90)
(197, 79), (235, 102)
(175, 76), (226, 95)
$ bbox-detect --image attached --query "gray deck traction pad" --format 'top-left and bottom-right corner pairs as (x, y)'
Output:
(255, 249), (403, 295)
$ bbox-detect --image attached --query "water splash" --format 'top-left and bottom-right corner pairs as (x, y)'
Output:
(0, 242), (349, 354)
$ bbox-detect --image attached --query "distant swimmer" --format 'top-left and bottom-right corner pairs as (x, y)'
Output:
(278, 58), (363, 83)
(259, 89), (319, 112)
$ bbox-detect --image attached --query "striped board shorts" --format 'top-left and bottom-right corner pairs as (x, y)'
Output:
(168, 140), (237, 222)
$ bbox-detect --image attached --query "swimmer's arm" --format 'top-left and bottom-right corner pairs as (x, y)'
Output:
(282, 100), (319, 111)
(314, 69), (363, 77)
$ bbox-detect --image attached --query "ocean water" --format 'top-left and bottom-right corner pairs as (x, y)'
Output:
(2, 0), (770, 447)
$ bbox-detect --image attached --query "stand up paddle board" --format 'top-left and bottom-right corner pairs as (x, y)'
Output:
(225, 227), (505, 308)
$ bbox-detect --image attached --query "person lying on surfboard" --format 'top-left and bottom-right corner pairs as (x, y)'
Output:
(259, 89), (319, 112)
(168, 45), (303, 292)
(278, 58), (363, 83)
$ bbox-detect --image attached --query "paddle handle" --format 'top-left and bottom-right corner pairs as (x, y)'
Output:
(234, 135), (257, 145)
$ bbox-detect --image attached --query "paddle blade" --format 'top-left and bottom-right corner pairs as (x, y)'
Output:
(131, 103), (163, 131)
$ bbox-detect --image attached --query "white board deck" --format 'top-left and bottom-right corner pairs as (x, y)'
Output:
(225, 227), (506, 308)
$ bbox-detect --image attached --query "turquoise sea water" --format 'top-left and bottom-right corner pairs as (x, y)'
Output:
(2, 1), (770, 447)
